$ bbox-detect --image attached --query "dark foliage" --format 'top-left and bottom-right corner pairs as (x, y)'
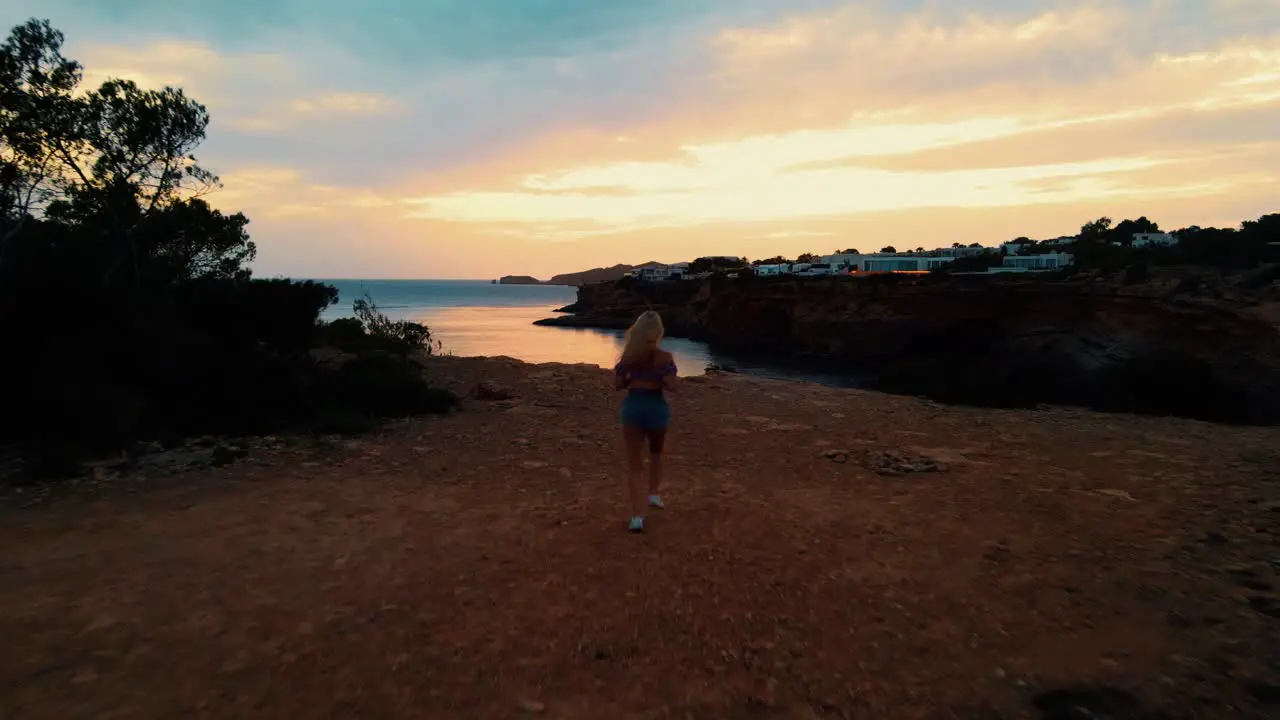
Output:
(0, 19), (454, 481)
(688, 256), (747, 273)
(318, 293), (442, 355)
(1069, 213), (1279, 272)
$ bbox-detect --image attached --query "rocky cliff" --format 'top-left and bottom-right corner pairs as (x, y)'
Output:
(537, 273), (1280, 423)
(545, 262), (663, 287)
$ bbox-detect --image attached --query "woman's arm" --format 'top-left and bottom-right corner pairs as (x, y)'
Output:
(661, 374), (679, 393)
(613, 364), (630, 391)
(660, 356), (679, 393)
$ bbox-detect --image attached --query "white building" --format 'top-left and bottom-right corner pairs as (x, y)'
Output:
(860, 255), (956, 272)
(626, 261), (693, 281)
(632, 265), (671, 281)
(1000, 239), (1039, 255)
(821, 253), (864, 271)
(996, 252), (1074, 272)
(754, 263), (790, 276)
(798, 262), (840, 276)
(1131, 232), (1175, 248)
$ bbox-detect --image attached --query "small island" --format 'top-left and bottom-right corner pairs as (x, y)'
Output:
(496, 275), (542, 285)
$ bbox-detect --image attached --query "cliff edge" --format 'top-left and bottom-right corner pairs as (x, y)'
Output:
(537, 272), (1280, 424)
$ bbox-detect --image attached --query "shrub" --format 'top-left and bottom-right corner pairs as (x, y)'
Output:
(317, 353), (459, 419)
(320, 317), (369, 352)
(351, 293), (441, 355)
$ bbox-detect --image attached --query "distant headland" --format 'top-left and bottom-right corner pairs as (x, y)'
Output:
(494, 262), (665, 286)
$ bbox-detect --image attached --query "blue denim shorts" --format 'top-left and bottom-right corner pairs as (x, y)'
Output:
(620, 389), (670, 430)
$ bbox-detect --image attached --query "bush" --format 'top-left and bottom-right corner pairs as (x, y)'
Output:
(317, 353), (459, 419)
(357, 293), (439, 353)
(320, 317), (369, 351)
(320, 293), (442, 355)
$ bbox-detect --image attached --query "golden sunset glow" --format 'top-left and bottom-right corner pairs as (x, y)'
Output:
(43, 1), (1280, 278)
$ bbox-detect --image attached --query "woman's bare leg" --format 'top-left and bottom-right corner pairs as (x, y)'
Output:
(646, 428), (667, 503)
(623, 425), (648, 522)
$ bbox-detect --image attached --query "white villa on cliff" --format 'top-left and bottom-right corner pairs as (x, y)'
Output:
(624, 245), (1075, 281)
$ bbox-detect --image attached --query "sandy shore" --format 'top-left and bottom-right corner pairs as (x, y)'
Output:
(2, 355), (1279, 718)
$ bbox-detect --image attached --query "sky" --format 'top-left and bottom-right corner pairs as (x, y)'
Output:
(3, 0), (1279, 279)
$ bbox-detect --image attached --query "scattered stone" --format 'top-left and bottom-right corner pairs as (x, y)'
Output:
(1201, 530), (1230, 546)
(983, 541), (1011, 562)
(821, 449), (849, 464)
(1243, 678), (1280, 704)
(1092, 488), (1137, 501)
(1031, 686), (1157, 720)
(129, 440), (164, 455)
(518, 699), (545, 714)
(1247, 595), (1280, 618)
(210, 443), (249, 468)
(864, 449), (948, 475)
(473, 381), (514, 401)
(522, 461), (549, 470)
(1227, 568), (1274, 591)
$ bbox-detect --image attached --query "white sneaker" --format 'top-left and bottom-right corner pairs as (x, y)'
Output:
(648, 495), (664, 509)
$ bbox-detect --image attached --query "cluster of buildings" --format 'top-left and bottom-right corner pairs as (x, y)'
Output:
(624, 231), (1181, 282)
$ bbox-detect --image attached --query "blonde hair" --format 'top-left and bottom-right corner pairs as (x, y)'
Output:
(620, 310), (664, 366)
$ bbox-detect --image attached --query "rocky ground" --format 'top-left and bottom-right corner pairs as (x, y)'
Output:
(3, 355), (1280, 718)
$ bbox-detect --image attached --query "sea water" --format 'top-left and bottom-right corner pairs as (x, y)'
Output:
(315, 279), (859, 385)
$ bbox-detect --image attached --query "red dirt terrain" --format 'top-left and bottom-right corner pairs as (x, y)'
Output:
(3, 356), (1280, 719)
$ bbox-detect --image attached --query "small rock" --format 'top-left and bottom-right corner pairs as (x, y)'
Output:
(863, 449), (947, 475)
(522, 461), (549, 470)
(474, 382), (514, 401)
(821, 449), (849, 464)
(1243, 678), (1280, 704)
(1092, 488), (1137, 501)
(559, 467), (572, 479)
(1247, 595), (1280, 618)
(1202, 531), (1230, 546)
(210, 443), (249, 467)
(518, 699), (545, 713)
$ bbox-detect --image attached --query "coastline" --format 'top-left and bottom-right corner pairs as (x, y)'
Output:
(4, 353), (1280, 717)
(534, 273), (1280, 425)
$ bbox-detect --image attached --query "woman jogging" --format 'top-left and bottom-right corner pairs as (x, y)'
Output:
(613, 310), (678, 533)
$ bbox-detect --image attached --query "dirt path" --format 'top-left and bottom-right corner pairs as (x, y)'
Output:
(3, 356), (1280, 718)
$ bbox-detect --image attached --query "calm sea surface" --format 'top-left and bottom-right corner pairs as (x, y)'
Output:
(315, 279), (859, 385)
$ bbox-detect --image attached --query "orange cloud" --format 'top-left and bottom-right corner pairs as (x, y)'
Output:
(394, 2), (1279, 256)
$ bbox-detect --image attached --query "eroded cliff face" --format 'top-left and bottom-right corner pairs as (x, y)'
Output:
(539, 274), (1280, 423)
